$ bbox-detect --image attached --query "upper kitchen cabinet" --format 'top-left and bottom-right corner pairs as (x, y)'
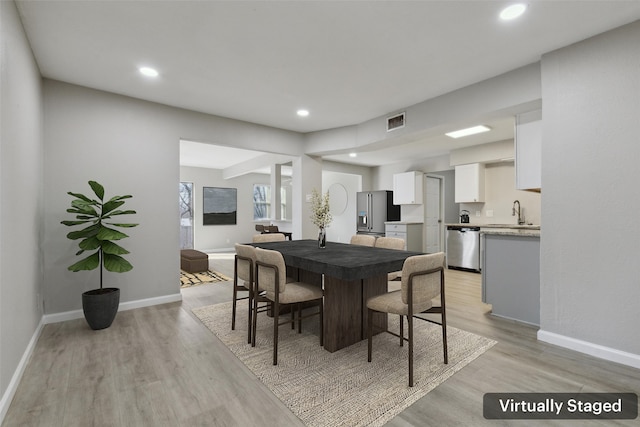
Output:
(393, 171), (423, 205)
(455, 163), (485, 203)
(515, 112), (542, 192)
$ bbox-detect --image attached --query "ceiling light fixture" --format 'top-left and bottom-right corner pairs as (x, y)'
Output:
(349, 152), (357, 158)
(139, 66), (159, 77)
(500, 3), (527, 20)
(297, 109), (309, 117)
(445, 125), (491, 139)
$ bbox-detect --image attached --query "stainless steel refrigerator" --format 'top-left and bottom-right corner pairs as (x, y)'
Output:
(356, 191), (400, 236)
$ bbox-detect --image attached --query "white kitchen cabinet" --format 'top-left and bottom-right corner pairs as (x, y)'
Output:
(385, 222), (423, 252)
(392, 171), (423, 205)
(454, 163), (485, 203)
(515, 117), (541, 191)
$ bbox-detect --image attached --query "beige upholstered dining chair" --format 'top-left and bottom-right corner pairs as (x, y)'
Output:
(254, 247), (324, 365)
(374, 236), (405, 250)
(252, 233), (286, 243)
(232, 243), (256, 344)
(374, 236), (406, 286)
(366, 252), (447, 387)
(350, 234), (376, 247)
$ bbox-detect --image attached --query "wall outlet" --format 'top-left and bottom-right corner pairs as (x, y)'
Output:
(486, 210), (494, 217)
(475, 211), (481, 217)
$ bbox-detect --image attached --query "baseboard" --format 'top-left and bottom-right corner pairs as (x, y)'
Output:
(0, 318), (44, 424)
(42, 292), (183, 325)
(202, 247), (234, 254)
(538, 329), (640, 370)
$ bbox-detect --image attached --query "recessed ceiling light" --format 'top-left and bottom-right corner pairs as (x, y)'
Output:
(349, 153), (357, 158)
(445, 125), (491, 139)
(297, 109), (310, 117)
(500, 3), (527, 20)
(139, 66), (159, 77)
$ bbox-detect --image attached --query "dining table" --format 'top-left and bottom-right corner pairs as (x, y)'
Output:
(250, 239), (423, 352)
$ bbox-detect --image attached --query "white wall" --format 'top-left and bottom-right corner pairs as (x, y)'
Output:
(180, 166), (271, 250)
(539, 21), (640, 363)
(0, 0), (44, 417)
(322, 171), (361, 243)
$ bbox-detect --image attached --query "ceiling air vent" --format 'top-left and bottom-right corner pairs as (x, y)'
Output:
(387, 112), (405, 132)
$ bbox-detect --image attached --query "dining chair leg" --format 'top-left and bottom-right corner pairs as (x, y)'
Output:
(291, 308), (295, 330)
(246, 286), (253, 344)
(442, 311), (448, 364)
(231, 276), (238, 331)
(319, 298), (324, 346)
(399, 315), (404, 347)
(367, 308), (373, 362)
(408, 314), (414, 387)
(251, 289), (259, 347)
(273, 300), (279, 365)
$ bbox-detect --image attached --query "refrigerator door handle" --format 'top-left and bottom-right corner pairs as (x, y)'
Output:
(368, 193), (373, 231)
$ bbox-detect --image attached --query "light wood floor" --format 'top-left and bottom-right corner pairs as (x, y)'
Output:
(4, 253), (640, 426)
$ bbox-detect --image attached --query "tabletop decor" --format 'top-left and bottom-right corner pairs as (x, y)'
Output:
(310, 188), (332, 248)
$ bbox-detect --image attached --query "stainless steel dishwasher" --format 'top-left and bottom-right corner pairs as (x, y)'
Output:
(446, 225), (481, 272)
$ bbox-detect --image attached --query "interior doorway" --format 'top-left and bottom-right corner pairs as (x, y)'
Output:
(179, 182), (194, 249)
(424, 175), (444, 253)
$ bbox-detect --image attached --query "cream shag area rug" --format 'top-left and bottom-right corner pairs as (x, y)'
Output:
(180, 270), (230, 288)
(193, 301), (496, 427)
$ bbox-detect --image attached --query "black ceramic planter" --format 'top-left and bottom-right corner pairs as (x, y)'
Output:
(82, 287), (120, 330)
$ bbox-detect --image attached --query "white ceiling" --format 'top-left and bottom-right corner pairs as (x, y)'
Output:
(16, 1), (640, 169)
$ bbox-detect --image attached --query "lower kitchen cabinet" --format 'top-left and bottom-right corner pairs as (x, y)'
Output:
(482, 233), (540, 326)
(385, 222), (423, 252)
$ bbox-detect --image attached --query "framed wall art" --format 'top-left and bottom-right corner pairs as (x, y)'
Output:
(203, 187), (237, 225)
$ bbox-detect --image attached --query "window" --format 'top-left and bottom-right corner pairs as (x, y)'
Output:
(253, 184), (271, 221)
(179, 182), (194, 249)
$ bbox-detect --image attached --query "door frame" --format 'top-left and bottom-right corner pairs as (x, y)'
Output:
(423, 174), (445, 253)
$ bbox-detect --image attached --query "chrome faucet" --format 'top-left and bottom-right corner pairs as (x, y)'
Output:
(512, 200), (524, 225)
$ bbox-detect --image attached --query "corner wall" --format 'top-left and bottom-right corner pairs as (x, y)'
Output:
(0, 0), (44, 419)
(42, 79), (305, 315)
(539, 21), (640, 364)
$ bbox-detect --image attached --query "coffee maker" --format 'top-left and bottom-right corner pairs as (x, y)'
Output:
(460, 210), (470, 223)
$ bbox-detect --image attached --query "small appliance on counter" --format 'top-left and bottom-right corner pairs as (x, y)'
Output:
(460, 210), (470, 224)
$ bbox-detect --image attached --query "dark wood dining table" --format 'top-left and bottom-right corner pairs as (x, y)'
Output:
(250, 239), (423, 352)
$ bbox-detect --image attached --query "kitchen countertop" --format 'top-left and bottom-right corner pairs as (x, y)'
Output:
(445, 223), (540, 237)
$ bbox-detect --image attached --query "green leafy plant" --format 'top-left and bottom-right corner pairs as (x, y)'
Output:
(61, 180), (138, 288)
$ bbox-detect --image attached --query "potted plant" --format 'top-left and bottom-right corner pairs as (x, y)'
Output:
(310, 188), (332, 248)
(61, 180), (138, 330)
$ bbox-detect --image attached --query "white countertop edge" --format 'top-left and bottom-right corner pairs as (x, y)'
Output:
(481, 229), (540, 237)
(385, 221), (424, 225)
